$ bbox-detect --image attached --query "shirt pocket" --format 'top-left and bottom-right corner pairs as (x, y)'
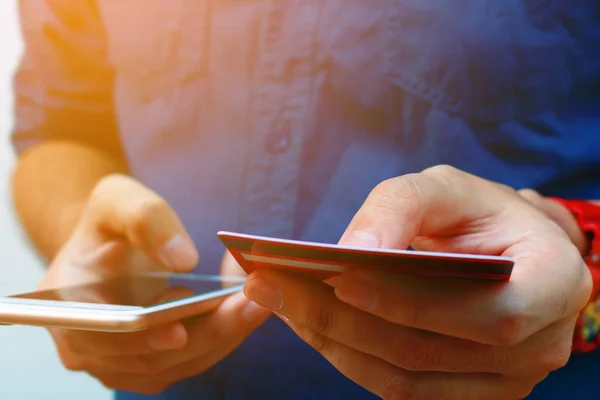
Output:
(385, 0), (594, 125)
(98, 0), (210, 102)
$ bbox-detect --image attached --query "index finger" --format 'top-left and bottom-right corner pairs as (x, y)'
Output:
(78, 175), (199, 272)
(331, 241), (587, 347)
(339, 165), (529, 252)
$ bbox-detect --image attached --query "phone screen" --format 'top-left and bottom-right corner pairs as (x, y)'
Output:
(11, 273), (244, 308)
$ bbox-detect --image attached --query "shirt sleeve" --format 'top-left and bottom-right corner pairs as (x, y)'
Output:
(11, 0), (125, 161)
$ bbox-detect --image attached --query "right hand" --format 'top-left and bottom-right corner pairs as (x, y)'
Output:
(517, 189), (589, 254)
(41, 174), (270, 394)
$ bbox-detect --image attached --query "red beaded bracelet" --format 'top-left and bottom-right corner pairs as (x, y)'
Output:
(548, 198), (600, 352)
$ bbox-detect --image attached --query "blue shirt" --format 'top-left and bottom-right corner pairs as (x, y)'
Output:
(12, 1), (600, 399)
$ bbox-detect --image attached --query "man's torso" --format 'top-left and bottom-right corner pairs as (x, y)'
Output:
(86, 1), (600, 398)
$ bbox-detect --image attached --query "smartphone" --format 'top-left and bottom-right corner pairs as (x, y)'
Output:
(218, 231), (514, 281)
(0, 272), (244, 332)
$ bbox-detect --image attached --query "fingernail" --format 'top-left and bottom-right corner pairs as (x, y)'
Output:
(242, 300), (271, 322)
(341, 230), (381, 249)
(244, 279), (283, 311)
(159, 234), (199, 270)
(147, 324), (187, 351)
(334, 276), (378, 311)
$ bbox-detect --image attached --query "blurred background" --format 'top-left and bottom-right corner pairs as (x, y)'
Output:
(0, 2), (110, 398)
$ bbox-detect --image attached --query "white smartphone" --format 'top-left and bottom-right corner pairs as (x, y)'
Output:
(0, 272), (244, 332)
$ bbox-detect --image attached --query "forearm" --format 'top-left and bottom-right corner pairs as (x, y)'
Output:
(12, 140), (127, 260)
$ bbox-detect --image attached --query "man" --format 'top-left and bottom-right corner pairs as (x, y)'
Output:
(10, 0), (600, 399)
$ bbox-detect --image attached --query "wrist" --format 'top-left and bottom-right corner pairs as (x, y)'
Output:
(548, 198), (600, 259)
(547, 197), (600, 353)
(536, 196), (590, 255)
(549, 200), (592, 256)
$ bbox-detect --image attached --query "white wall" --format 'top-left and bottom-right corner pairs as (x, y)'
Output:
(0, 2), (111, 399)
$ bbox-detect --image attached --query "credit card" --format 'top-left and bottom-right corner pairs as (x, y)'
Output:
(217, 231), (514, 281)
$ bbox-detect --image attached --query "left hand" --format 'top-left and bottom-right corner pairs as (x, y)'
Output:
(39, 176), (269, 394)
(243, 165), (592, 400)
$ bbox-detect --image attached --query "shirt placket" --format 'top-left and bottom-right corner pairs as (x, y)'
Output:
(228, 2), (320, 394)
(238, 1), (319, 239)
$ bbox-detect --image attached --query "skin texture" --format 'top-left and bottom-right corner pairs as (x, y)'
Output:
(12, 141), (128, 259)
(13, 143), (592, 397)
(12, 145), (269, 394)
(244, 165), (593, 400)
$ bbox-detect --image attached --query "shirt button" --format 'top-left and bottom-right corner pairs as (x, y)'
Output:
(265, 129), (291, 154)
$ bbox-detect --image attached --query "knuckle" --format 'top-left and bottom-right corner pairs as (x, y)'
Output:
(550, 287), (571, 320)
(368, 180), (398, 212)
(136, 384), (169, 396)
(59, 353), (87, 372)
(494, 182), (518, 196)
(538, 347), (571, 372)
(371, 177), (397, 196)
(578, 268), (594, 310)
(486, 347), (515, 373)
(134, 355), (169, 375)
(300, 328), (333, 355)
(304, 303), (336, 337)
(490, 307), (530, 347)
(517, 189), (545, 210)
(90, 174), (129, 200)
(517, 189), (540, 202)
(421, 165), (472, 192)
(98, 378), (130, 392)
(127, 197), (169, 235)
(389, 336), (443, 372)
(381, 373), (409, 400)
(97, 377), (123, 391)
(422, 164), (461, 180)
(57, 332), (83, 354)
(569, 249), (593, 307)
(531, 372), (550, 387)
(54, 333), (89, 371)
(369, 176), (425, 221)
(90, 175), (115, 197)
(97, 376), (167, 395)
(536, 338), (572, 372)
(400, 298), (428, 328)
(511, 375), (547, 400)
(565, 239), (585, 262)
(398, 177), (426, 213)
(197, 320), (222, 346)
(424, 164), (513, 198)
(381, 373), (429, 400)
(546, 242), (591, 316)
(375, 176), (421, 204)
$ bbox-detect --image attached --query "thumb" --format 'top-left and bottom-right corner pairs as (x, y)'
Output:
(77, 174), (199, 272)
(339, 165), (525, 252)
(210, 291), (272, 335)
